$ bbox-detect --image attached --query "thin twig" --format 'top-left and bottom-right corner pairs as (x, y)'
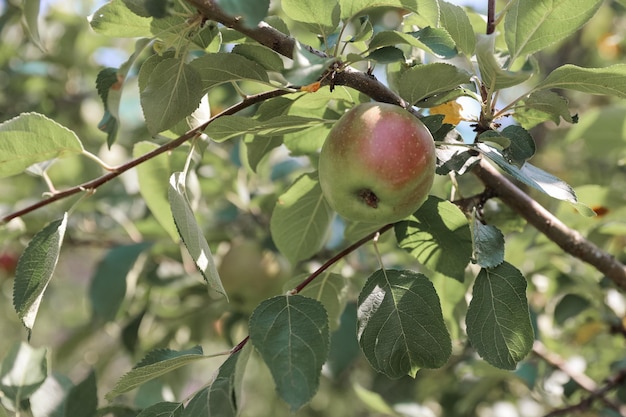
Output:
(1, 89), (291, 224)
(486, 0), (496, 35)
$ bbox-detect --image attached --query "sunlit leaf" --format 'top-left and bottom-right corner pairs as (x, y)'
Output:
(440, 0), (475, 55)
(169, 172), (226, 297)
(0, 113), (83, 179)
(140, 58), (204, 134)
(476, 34), (531, 91)
(505, 0), (602, 60)
(106, 346), (205, 399)
(514, 90), (575, 129)
(190, 53), (269, 92)
(136, 402), (183, 417)
(397, 63), (471, 105)
(205, 115), (332, 142)
(535, 64), (626, 99)
(270, 173), (334, 263)
(395, 197), (472, 281)
(90, 0), (152, 37)
(466, 262), (533, 370)
(357, 269), (451, 378)
(249, 295), (329, 411)
(13, 214), (68, 334)
(0, 342), (47, 402)
(282, 0), (339, 30)
(134, 142), (179, 241)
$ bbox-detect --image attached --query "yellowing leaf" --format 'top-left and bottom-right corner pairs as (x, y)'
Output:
(300, 81), (321, 93)
(429, 101), (464, 125)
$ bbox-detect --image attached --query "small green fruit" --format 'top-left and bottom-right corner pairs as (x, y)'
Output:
(318, 102), (436, 224)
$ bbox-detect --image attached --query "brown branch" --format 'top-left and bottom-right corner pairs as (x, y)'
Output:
(187, 0), (626, 291)
(486, 0), (496, 35)
(473, 160), (626, 290)
(1, 89), (291, 224)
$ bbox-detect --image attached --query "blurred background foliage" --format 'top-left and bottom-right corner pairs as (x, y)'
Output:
(1, 0), (626, 416)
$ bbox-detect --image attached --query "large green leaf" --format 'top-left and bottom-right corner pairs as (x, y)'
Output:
(249, 295), (329, 411)
(89, 242), (153, 322)
(182, 345), (251, 417)
(90, 0), (152, 37)
(63, 371), (97, 417)
(476, 34), (531, 91)
(338, 0), (438, 24)
(216, 0), (270, 28)
(477, 143), (577, 203)
(535, 64), (626, 99)
(466, 262), (534, 369)
(505, 0), (602, 61)
(134, 142), (178, 241)
(439, 0), (475, 55)
(395, 197), (472, 281)
(282, 0), (339, 30)
(106, 346), (205, 399)
(270, 173), (334, 263)
(0, 342), (47, 402)
(0, 113), (83, 179)
(189, 53), (269, 92)
(397, 63), (471, 105)
(514, 90), (575, 129)
(140, 58), (205, 134)
(357, 269), (451, 378)
(13, 214), (68, 334)
(169, 172), (226, 297)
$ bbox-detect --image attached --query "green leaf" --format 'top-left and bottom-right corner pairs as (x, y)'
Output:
(338, 0), (437, 22)
(270, 173), (334, 263)
(216, 0), (270, 28)
(505, 0), (602, 61)
(249, 295), (329, 412)
(136, 402), (183, 417)
(366, 46), (405, 63)
(535, 64), (626, 99)
(397, 63), (471, 105)
(0, 113), (84, 179)
(554, 294), (591, 325)
(0, 342), (47, 402)
(205, 115), (332, 142)
(96, 67), (121, 147)
(395, 197), (472, 281)
(134, 142), (179, 241)
(282, 0), (340, 31)
(466, 262), (534, 369)
(106, 346), (205, 399)
(13, 214), (68, 333)
(411, 27), (457, 58)
(326, 303), (361, 379)
(64, 370), (97, 417)
(472, 219), (504, 269)
(190, 53), (269, 92)
(89, 242), (153, 322)
(21, 0), (44, 50)
(514, 90), (575, 129)
(232, 44), (284, 72)
(140, 58), (205, 134)
(476, 34), (531, 91)
(439, 0), (475, 55)
(90, 0), (152, 37)
(357, 269), (451, 378)
(500, 125), (536, 166)
(168, 172), (226, 297)
(477, 143), (577, 203)
(286, 272), (347, 331)
(182, 345), (251, 417)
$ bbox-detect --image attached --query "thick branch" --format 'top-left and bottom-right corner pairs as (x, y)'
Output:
(187, 0), (626, 290)
(473, 160), (626, 290)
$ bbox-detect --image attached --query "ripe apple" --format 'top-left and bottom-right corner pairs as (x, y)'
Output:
(318, 102), (436, 224)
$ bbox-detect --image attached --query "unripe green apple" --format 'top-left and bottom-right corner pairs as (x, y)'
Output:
(318, 102), (436, 224)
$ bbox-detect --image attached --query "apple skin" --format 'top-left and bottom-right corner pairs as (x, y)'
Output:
(318, 102), (436, 224)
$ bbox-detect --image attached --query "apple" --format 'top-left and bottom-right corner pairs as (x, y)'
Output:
(218, 239), (289, 314)
(318, 102), (436, 224)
